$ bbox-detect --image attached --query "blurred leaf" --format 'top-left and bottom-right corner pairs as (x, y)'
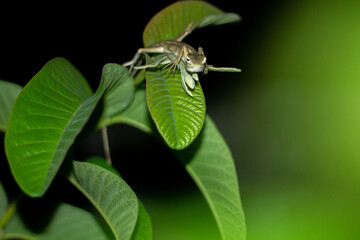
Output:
(101, 63), (135, 118)
(3, 203), (109, 240)
(142, 1), (223, 47)
(0, 182), (8, 219)
(0, 80), (22, 132)
(69, 161), (139, 240)
(131, 202), (152, 240)
(146, 192), (221, 240)
(0, 182), (15, 233)
(98, 88), (153, 133)
(145, 64), (206, 150)
(4, 58), (130, 197)
(177, 117), (246, 240)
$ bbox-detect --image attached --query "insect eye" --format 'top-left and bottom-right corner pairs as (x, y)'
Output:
(186, 57), (191, 62)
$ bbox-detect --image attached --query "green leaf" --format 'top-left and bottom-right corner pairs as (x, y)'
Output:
(4, 57), (115, 197)
(3, 203), (110, 240)
(177, 117), (246, 240)
(0, 182), (13, 233)
(101, 63), (135, 118)
(103, 91), (246, 239)
(79, 158), (153, 240)
(145, 65), (206, 150)
(141, 1), (241, 150)
(86, 157), (121, 177)
(69, 161), (139, 240)
(0, 182), (8, 218)
(98, 88), (153, 134)
(0, 80), (22, 132)
(131, 202), (152, 240)
(142, 1), (223, 47)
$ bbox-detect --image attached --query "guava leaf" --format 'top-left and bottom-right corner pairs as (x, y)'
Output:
(143, 1), (223, 47)
(76, 158), (153, 240)
(5, 58), (130, 197)
(145, 65), (206, 150)
(141, 1), (241, 150)
(101, 63), (135, 118)
(177, 117), (246, 240)
(69, 161), (139, 240)
(3, 203), (110, 240)
(0, 80), (22, 132)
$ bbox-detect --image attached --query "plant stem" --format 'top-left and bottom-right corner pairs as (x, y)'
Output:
(101, 127), (112, 165)
(0, 200), (16, 230)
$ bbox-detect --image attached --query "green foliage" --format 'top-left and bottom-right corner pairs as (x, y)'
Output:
(142, 1), (240, 150)
(3, 203), (110, 240)
(179, 117), (246, 240)
(101, 63), (135, 118)
(130, 202), (153, 240)
(0, 183), (7, 218)
(101, 89), (246, 240)
(0, 1), (244, 240)
(142, 1), (221, 47)
(0, 81), (22, 132)
(5, 58), (122, 197)
(145, 66), (206, 149)
(69, 161), (141, 240)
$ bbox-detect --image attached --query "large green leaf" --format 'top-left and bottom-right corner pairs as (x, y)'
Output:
(100, 89), (246, 239)
(177, 117), (246, 240)
(75, 158), (152, 240)
(0, 80), (22, 132)
(5, 58), (129, 197)
(69, 161), (139, 240)
(143, 1), (223, 47)
(5, 58), (93, 197)
(3, 203), (110, 240)
(146, 66), (206, 150)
